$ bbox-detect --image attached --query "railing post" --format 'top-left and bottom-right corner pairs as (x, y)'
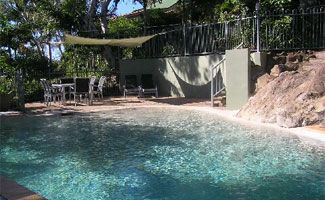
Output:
(301, 8), (305, 49)
(255, 0), (261, 52)
(183, 23), (187, 56)
(16, 69), (25, 110)
(211, 67), (214, 107)
(225, 22), (228, 50)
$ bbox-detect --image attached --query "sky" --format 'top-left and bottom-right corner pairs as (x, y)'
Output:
(115, 1), (143, 16)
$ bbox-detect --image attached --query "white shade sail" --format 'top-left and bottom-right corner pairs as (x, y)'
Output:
(64, 34), (156, 47)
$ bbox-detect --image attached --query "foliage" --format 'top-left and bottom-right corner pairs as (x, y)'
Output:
(162, 43), (176, 56)
(108, 17), (143, 35)
(122, 48), (134, 60)
(0, 51), (14, 95)
(189, 0), (224, 22)
(261, 15), (293, 48)
(24, 79), (43, 102)
(60, 45), (111, 77)
(146, 9), (181, 26)
(0, 77), (13, 95)
(214, 0), (249, 22)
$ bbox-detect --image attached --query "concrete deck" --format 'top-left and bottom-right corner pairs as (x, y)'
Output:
(0, 176), (45, 200)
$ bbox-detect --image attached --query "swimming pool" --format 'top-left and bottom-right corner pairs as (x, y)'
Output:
(0, 108), (324, 200)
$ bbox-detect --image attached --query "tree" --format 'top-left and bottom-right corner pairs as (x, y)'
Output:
(133, 0), (162, 32)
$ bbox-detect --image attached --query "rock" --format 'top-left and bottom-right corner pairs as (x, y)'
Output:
(276, 108), (301, 128)
(285, 62), (299, 71)
(274, 56), (287, 64)
(307, 54), (316, 60)
(277, 51), (287, 56)
(293, 53), (303, 62)
(314, 96), (325, 113)
(255, 74), (275, 92)
(270, 64), (285, 76)
(237, 51), (325, 128)
(287, 52), (296, 62)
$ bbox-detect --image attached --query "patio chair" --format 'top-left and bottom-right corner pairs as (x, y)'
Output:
(89, 76), (97, 88)
(139, 74), (158, 97)
(60, 77), (75, 84)
(40, 79), (63, 106)
(72, 78), (90, 106)
(123, 75), (140, 98)
(60, 77), (75, 101)
(90, 76), (106, 101)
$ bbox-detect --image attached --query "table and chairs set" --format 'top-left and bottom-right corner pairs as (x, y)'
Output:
(40, 76), (107, 106)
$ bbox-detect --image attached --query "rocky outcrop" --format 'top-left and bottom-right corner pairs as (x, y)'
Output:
(237, 51), (325, 128)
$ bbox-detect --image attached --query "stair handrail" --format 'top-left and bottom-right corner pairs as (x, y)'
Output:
(210, 42), (243, 107)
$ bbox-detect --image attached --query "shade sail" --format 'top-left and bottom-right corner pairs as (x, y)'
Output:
(64, 34), (156, 47)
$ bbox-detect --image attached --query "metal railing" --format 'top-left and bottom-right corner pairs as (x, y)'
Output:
(210, 57), (226, 107)
(210, 42), (243, 107)
(259, 7), (325, 51)
(123, 6), (324, 59)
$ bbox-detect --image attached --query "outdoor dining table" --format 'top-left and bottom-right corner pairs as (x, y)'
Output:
(52, 83), (75, 105)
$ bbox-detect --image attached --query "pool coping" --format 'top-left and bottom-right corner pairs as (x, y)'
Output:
(0, 176), (46, 200)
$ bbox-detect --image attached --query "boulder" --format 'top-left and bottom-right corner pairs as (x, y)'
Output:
(237, 51), (325, 128)
(306, 54), (316, 60)
(270, 64), (285, 76)
(276, 108), (301, 128)
(285, 62), (299, 71)
(295, 53), (304, 62)
(273, 56), (287, 64)
(255, 74), (275, 92)
(287, 52), (297, 62)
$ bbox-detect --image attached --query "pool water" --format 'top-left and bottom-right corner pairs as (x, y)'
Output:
(0, 108), (324, 200)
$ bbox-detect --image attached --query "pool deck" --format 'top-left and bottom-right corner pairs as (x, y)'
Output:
(0, 176), (45, 200)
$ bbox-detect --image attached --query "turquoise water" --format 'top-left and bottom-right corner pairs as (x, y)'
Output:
(0, 108), (324, 200)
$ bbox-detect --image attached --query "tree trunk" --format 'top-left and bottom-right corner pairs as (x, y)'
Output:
(143, 0), (148, 34)
(100, 0), (116, 67)
(100, 0), (111, 34)
(81, 0), (116, 68)
(15, 69), (25, 111)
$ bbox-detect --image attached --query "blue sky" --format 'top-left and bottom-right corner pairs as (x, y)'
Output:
(115, 1), (142, 16)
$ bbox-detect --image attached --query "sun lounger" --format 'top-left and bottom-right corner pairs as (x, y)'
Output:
(123, 75), (140, 98)
(140, 74), (158, 97)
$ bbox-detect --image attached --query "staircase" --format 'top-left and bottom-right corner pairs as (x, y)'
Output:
(210, 57), (226, 107)
(210, 43), (243, 107)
